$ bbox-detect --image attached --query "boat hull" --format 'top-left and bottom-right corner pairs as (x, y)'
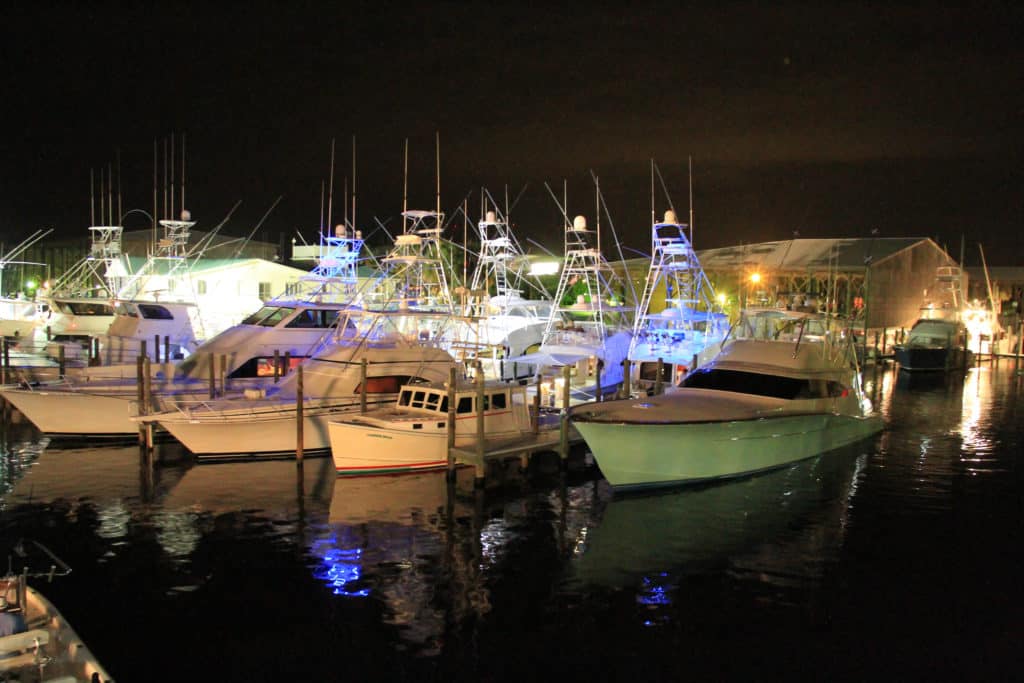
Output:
(156, 397), (393, 457)
(328, 416), (541, 475)
(0, 387), (140, 436)
(894, 345), (972, 372)
(574, 412), (882, 491)
(329, 421), (452, 475)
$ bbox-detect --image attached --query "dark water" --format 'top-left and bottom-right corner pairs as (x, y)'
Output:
(2, 362), (1022, 681)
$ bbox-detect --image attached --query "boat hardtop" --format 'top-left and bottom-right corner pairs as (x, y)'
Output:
(354, 378), (527, 422)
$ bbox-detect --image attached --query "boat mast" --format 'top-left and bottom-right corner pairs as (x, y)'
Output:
(152, 139), (158, 250)
(327, 138), (336, 233)
(351, 135), (357, 230)
(688, 155), (694, 244)
(435, 131), (441, 216)
(116, 148), (122, 226)
(90, 168), (95, 226)
(181, 133), (186, 215)
(170, 133), (175, 221)
(402, 138), (409, 233)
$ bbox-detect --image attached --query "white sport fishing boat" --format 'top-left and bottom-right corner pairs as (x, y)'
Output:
(328, 377), (536, 475)
(628, 209), (727, 391)
(0, 540), (114, 682)
(569, 308), (883, 491)
(0, 300), (353, 437)
(139, 311), (461, 457)
(509, 213), (633, 405)
(1, 207), (373, 438)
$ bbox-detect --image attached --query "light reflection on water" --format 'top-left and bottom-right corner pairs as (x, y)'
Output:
(0, 361), (1022, 680)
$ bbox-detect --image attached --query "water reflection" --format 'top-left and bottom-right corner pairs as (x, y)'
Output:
(568, 445), (869, 597)
(316, 472), (488, 656)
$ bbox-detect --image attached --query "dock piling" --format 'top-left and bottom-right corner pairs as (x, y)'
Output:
(208, 353), (216, 398)
(532, 374), (541, 434)
(621, 359), (631, 399)
(654, 358), (664, 395)
(296, 365), (304, 462)
(559, 365), (571, 464)
(273, 350), (281, 383)
(446, 367), (457, 478)
(475, 368), (486, 482)
(360, 358), (368, 414)
(57, 344), (65, 379)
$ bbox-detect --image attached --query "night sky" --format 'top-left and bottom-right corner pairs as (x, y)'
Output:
(2, 2), (1022, 265)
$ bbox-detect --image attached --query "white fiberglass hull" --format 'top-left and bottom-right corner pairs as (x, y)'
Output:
(0, 387), (141, 436)
(153, 397), (394, 457)
(328, 413), (532, 476)
(573, 409), (882, 490)
(329, 421), (451, 475)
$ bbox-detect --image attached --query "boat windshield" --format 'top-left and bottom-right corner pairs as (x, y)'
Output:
(733, 311), (829, 342)
(284, 308), (342, 329)
(907, 320), (961, 345)
(241, 306), (295, 327)
(56, 301), (114, 316)
(681, 367), (846, 400)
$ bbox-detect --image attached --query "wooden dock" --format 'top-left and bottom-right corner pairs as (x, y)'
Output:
(449, 423), (585, 485)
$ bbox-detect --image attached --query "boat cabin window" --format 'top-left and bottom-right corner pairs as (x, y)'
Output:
(115, 302), (139, 317)
(399, 390), (413, 406)
(138, 303), (175, 320)
(285, 308), (342, 329)
(356, 376), (407, 394)
(490, 392), (507, 410)
(241, 306), (295, 327)
(61, 301), (114, 316)
(456, 396), (473, 414)
(241, 306), (278, 325)
(639, 361), (674, 383)
(682, 368), (832, 400)
(222, 355), (307, 379)
(409, 391), (428, 408)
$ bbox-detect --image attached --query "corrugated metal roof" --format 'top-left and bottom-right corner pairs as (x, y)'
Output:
(695, 237), (942, 271)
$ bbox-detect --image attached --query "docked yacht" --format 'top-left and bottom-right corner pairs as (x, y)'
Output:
(328, 378), (535, 475)
(0, 296), (38, 340)
(893, 265), (975, 372)
(569, 308), (883, 491)
(509, 214), (633, 405)
(893, 318), (973, 371)
(0, 299), (357, 437)
(139, 311), (461, 457)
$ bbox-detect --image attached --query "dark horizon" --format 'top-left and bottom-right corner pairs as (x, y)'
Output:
(2, 2), (1021, 266)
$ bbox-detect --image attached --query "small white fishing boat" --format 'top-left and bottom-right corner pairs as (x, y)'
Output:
(569, 308), (883, 491)
(0, 540), (114, 682)
(329, 378), (535, 475)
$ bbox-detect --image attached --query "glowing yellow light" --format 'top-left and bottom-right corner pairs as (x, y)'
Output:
(716, 293), (727, 305)
(749, 272), (761, 284)
(25, 279), (37, 290)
